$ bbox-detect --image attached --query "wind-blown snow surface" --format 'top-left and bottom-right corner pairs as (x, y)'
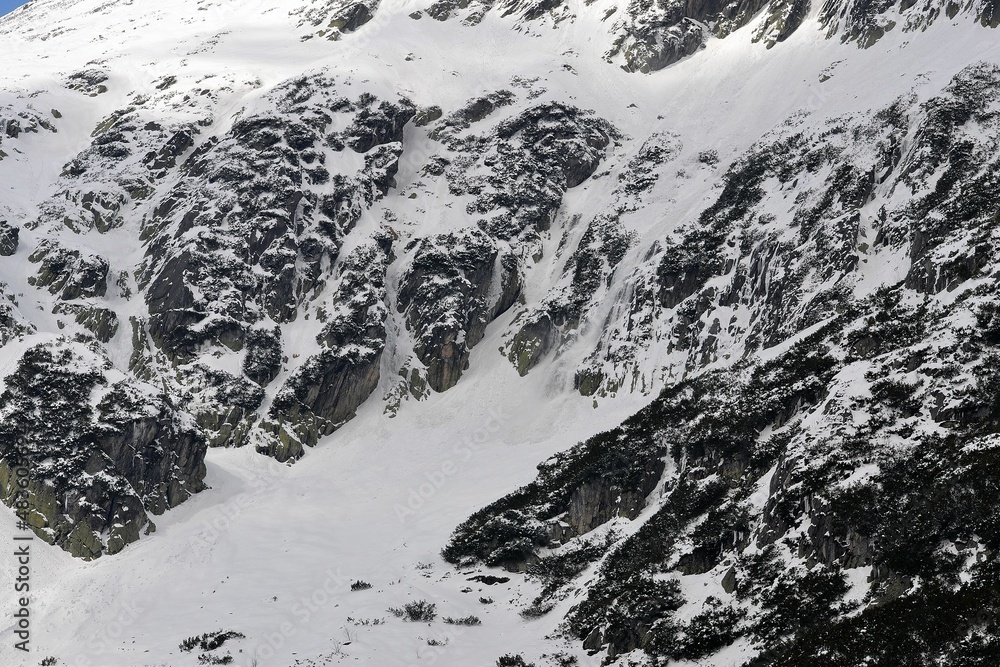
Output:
(0, 0), (998, 665)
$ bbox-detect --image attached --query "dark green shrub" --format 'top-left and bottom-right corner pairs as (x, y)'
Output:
(388, 600), (437, 622)
(443, 615), (481, 626)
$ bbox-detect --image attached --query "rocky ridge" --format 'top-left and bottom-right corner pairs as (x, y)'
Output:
(444, 62), (1000, 665)
(0, 2), (998, 666)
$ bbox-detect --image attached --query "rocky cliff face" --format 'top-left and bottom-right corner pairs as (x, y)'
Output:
(444, 62), (1000, 665)
(427, 0), (1000, 72)
(259, 236), (392, 461)
(0, 339), (206, 559)
(397, 228), (522, 391)
(0, 0), (999, 663)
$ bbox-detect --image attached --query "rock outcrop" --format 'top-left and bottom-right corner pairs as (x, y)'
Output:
(259, 236), (392, 461)
(398, 229), (521, 392)
(0, 340), (206, 559)
(444, 63), (1000, 665)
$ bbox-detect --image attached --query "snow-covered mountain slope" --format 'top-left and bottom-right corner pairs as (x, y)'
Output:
(1, 0), (999, 665)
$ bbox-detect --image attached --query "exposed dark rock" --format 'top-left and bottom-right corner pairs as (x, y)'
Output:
(413, 105), (443, 126)
(144, 129), (194, 174)
(397, 228), (521, 392)
(0, 284), (33, 346)
(611, 17), (705, 74)
(187, 366), (264, 448)
(344, 98), (416, 153)
(52, 303), (120, 342)
(754, 0), (811, 47)
(447, 103), (617, 240)
(66, 69), (109, 96)
(259, 238), (390, 461)
(507, 313), (559, 376)
(292, 0), (382, 38)
(0, 340), (206, 560)
(144, 250), (215, 363)
(331, 3), (374, 32)
(0, 220), (18, 256)
(506, 215), (634, 375)
(243, 327), (283, 386)
(981, 0), (1000, 27)
(429, 91), (516, 141)
(28, 242), (110, 301)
